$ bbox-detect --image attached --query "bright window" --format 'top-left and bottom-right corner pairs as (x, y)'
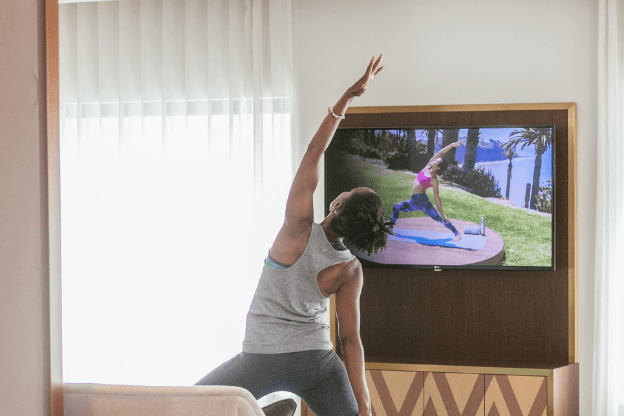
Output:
(58, 0), (296, 398)
(60, 109), (292, 386)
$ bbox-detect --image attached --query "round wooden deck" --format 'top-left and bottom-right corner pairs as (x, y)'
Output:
(349, 217), (506, 267)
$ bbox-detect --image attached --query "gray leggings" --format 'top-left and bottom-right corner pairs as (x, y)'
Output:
(195, 350), (358, 416)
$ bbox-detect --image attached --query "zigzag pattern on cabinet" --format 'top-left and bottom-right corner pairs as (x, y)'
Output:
(484, 375), (547, 416)
(363, 370), (548, 416)
(423, 372), (485, 416)
(366, 370), (424, 416)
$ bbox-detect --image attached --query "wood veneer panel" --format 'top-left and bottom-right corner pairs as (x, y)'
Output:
(367, 370), (424, 416)
(46, 0), (64, 415)
(485, 374), (547, 416)
(333, 106), (572, 365)
(552, 363), (579, 416)
(423, 372), (484, 416)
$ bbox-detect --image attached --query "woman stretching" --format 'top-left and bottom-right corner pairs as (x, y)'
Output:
(195, 55), (393, 416)
(388, 141), (463, 242)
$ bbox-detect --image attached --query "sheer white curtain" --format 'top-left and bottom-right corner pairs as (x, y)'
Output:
(59, 0), (295, 404)
(594, 0), (624, 415)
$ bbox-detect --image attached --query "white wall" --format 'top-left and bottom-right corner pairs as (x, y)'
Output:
(0, 0), (51, 415)
(293, 0), (597, 414)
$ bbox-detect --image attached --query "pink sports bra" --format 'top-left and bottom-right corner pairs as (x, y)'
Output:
(417, 168), (433, 189)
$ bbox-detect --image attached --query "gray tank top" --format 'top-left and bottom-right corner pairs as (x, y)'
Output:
(242, 222), (355, 353)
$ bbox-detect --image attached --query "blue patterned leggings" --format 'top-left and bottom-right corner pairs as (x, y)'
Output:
(390, 193), (459, 235)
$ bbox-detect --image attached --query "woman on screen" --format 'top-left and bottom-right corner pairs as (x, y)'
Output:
(388, 140), (463, 242)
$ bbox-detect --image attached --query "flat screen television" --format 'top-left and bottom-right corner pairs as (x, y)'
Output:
(325, 125), (555, 271)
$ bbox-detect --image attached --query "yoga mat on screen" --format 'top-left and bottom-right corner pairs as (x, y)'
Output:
(389, 228), (488, 250)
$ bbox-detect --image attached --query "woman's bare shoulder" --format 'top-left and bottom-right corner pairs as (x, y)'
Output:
(336, 256), (362, 280)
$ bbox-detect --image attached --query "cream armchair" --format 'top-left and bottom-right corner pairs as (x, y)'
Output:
(63, 383), (267, 416)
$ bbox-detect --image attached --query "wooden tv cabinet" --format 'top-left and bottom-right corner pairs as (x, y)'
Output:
(302, 361), (578, 416)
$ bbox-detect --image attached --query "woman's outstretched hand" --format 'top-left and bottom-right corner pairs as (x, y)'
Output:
(346, 54), (384, 97)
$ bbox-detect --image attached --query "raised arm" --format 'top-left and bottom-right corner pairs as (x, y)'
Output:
(428, 140), (463, 166)
(284, 55), (384, 234)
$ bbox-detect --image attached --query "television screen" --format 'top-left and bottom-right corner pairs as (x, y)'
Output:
(325, 126), (555, 270)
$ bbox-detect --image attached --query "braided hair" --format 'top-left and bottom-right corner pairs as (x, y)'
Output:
(329, 191), (395, 255)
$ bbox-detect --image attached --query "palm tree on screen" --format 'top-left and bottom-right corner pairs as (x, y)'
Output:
(501, 127), (552, 210)
(463, 128), (480, 172)
(426, 129), (437, 160)
(503, 146), (516, 200)
(441, 128), (460, 164)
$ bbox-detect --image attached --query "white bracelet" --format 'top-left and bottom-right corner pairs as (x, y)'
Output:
(328, 107), (345, 120)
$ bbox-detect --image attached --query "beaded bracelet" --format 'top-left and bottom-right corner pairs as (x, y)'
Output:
(328, 107), (345, 120)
